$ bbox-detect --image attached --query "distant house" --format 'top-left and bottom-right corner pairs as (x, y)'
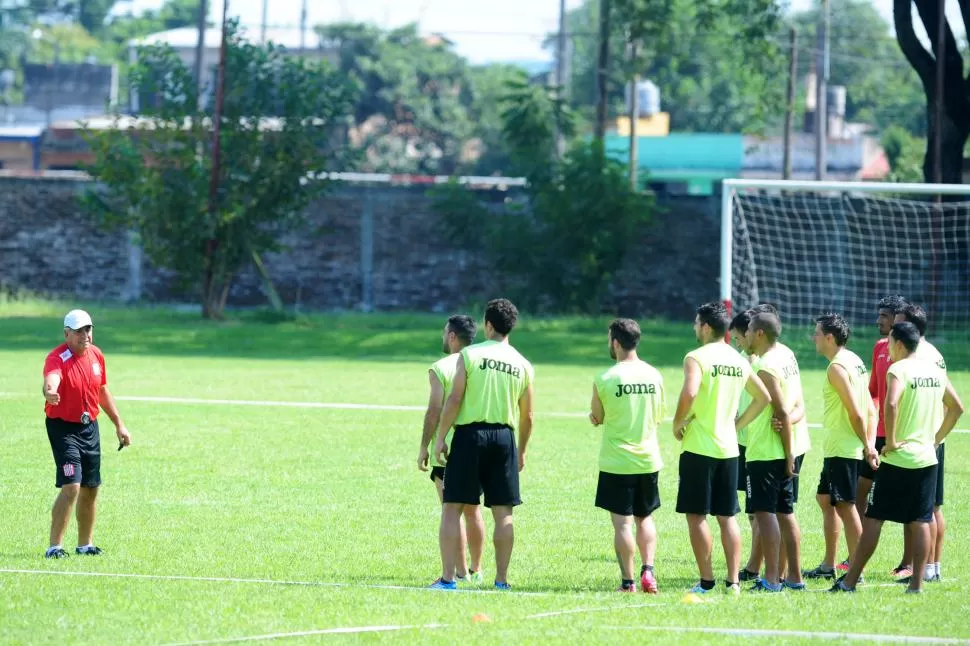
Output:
(741, 133), (890, 182)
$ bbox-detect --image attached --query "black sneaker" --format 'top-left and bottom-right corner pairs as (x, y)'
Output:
(828, 575), (856, 593)
(804, 564), (836, 580)
(44, 547), (69, 559)
(75, 546), (103, 555)
(738, 568), (760, 582)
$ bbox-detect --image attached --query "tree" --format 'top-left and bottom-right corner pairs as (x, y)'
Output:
(82, 20), (355, 319)
(881, 125), (925, 183)
(561, 0), (786, 134)
(19, 0), (117, 34)
(315, 22), (476, 174)
(791, 0), (925, 136)
(894, 0), (970, 183)
(464, 63), (530, 175)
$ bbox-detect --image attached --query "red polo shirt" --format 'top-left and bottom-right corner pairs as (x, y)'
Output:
(869, 337), (891, 438)
(43, 343), (107, 423)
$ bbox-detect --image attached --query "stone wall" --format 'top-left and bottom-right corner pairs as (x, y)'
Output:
(0, 175), (720, 319)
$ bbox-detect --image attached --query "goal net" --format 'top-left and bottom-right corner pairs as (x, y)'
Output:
(722, 179), (970, 368)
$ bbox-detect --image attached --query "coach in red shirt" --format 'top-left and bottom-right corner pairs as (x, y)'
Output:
(42, 309), (131, 559)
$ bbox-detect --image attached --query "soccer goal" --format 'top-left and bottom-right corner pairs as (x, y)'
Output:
(721, 178), (970, 366)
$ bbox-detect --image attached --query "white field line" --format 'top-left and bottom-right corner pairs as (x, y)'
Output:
(607, 625), (968, 644)
(0, 568), (561, 597)
(161, 624), (447, 646)
(2, 391), (968, 432)
(526, 602), (663, 619)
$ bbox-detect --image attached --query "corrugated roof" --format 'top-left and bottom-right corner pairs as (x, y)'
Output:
(0, 125), (45, 138)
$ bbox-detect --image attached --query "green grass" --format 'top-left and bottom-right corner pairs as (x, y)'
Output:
(0, 302), (968, 644)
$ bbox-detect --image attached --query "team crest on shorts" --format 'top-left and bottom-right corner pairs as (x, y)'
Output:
(92, 362), (101, 377)
(62, 464), (75, 477)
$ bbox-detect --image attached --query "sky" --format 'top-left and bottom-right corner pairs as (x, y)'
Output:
(117, 0), (964, 64)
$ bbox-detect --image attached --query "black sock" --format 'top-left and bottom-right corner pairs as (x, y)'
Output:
(742, 567), (758, 575)
(641, 564), (654, 574)
(725, 580), (738, 588)
(469, 569), (477, 575)
(621, 579), (635, 589)
(700, 579), (715, 591)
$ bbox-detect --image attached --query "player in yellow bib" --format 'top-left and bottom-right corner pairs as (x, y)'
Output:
(417, 315), (486, 585)
(894, 303), (949, 583)
(804, 313), (877, 581)
(729, 311), (764, 583)
(588, 319), (664, 594)
(432, 299), (534, 591)
(739, 312), (805, 591)
(672, 302), (770, 595)
(833, 322), (964, 595)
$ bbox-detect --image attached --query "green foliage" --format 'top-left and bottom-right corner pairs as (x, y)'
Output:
(19, 0), (117, 34)
(81, 20), (355, 319)
(433, 80), (652, 314)
(465, 63), (531, 175)
(561, 0), (785, 133)
(791, 0), (926, 136)
(881, 125), (925, 183)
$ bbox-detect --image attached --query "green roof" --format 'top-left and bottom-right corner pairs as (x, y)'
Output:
(603, 133), (744, 172)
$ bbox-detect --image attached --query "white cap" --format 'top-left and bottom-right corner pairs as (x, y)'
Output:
(64, 309), (93, 330)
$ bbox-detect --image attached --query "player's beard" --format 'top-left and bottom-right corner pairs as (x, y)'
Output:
(442, 339), (450, 354)
(609, 345), (616, 360)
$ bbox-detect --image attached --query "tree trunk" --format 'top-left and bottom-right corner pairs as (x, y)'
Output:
(924, 105), (968, 184)
(594, 0), (612, 140)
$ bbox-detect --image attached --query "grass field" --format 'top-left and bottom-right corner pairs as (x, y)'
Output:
(1, 300), (968, 645)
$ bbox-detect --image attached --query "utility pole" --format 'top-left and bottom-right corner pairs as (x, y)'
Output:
(628, 40), (638, 190)
(814, 0), (829, 181)
(783, 27), (797, 180)
(260, 0), (268, 44)
(554, 0), (567, 157)
(594, 0), (612, 140)
(299, 0), (308, 54)
(194, 0), (208, 107)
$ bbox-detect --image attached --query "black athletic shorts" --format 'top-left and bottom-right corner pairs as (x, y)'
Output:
(866, 462), (936, 524)
(443, 423), (519, 508)
(745, 459), (795, 515)
(737, 445), (748, 492)
(817, 457), (858, 505)
(676, 451), (740, 517)
(792, 453), (805, 503)
(858, 437), (886, 480)
(430, 466), (446, 483)
(935, 443), (945, 507)
(595, 471), (661, 517)
(46, 417), (101, 488)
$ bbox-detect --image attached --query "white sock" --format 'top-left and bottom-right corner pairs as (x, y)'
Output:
(923, 563), (935, 580)
(46, 545), (62, 553)
(934, 562), (941, 578)
(77, 544), (93, 551)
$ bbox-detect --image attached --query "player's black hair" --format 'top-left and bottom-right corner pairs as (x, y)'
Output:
(897, 303), (928, 336)
(890, 321), (921, 353)
(484, 298), (519, 336)
(750, 303), (779, 317)
(609, 318), (641, 351)
(749, 312), (782, 342)
(696, 301), (729, 337)
(877, 294), (908, 315)
(729, 311), (751, 334)
(446, 314), (477, 345)
(815, 312), (850, 347)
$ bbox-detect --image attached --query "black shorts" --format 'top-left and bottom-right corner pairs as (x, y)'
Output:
(745, 459), (795, 515)
(858, 437), (886, 480)
(867, 462), (937, 524)
(676, 451), (740, 517)
(443, 423), (519, 508)
(46, 417), (101, 488)
(595, 471), (661, 517)
(430, 466), (446, 483)
(935, 443), (945, 507)
(792, 453), (805, 503)
(737, 445), (748, 492)
(817, 457), (858, 505)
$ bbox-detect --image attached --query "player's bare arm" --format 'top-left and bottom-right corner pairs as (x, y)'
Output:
(735, 371), (770, 432)
(517, 383), (534, 472)
(589, 385), (604, 426)
(761, 371), (795, 476)
(43, 372), (61, 405)
(936, 381), (965, 446)
(100, 385), (131, 446)
(434, 358), (467, 465)
(419, 371), (446, 471)
(672, 357), (701, 440)
(829, 363), (868, 450)
(882, 372), (902, 455)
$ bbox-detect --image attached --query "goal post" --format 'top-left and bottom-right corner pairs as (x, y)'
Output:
(721, 178), (970, 367)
